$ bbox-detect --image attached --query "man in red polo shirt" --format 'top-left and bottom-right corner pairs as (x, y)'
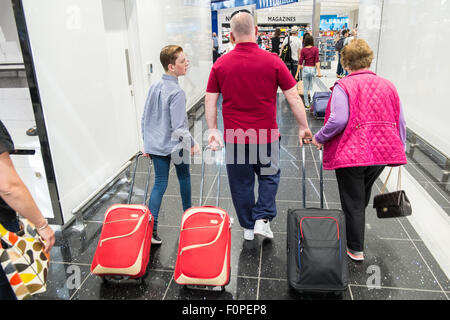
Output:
(205, 11), (312, 241)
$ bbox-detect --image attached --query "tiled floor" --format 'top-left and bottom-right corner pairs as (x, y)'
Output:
(31, 67), (450, 301)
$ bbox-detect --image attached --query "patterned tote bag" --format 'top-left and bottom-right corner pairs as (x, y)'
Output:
(0, 220), (50, 300)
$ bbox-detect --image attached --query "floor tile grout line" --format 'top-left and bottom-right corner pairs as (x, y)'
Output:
(238, 275), (448, 295)
(256, 241), (264, 301)
(348, 284), (354, 300)
(70, 271), (93, 300)
(50, 261), (92, 266)
(396, 216), (449, 300)
(374, 181), (449, 300)
(348, 283), (449, 295)
(162, 275), (174, 300)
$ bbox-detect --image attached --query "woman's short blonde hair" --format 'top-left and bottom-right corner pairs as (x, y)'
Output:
(341, 39), (374, 71)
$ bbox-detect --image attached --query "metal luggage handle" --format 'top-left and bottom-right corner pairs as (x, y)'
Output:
(200, 145), (224, 207)
(301, 142), (324, 209)
(127, 151), (152, 206)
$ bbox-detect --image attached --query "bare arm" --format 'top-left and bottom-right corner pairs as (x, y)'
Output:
(282, 85), (312, 146)
(0, 152), (55, 253)
(315, 61), (322, 77)
(205, 92), (223, 149)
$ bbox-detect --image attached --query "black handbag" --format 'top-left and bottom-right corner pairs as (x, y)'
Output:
(373, 167), (412, 219)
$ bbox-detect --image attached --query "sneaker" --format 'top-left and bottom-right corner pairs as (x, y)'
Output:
(243, 228), (254, 241)
(151, 231), (162, 245)
(254, 219), (273, 239)
(347, 248), (364, 261)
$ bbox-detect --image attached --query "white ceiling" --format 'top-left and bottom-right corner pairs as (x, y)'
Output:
(258, 0), (360, 16)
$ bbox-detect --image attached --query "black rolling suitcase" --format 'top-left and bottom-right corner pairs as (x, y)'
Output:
(287, 146), (348, 294)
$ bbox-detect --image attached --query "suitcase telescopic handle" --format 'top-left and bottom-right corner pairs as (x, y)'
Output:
(200, 145), (224, 207)
(127, 151), (152, 205)
(301, 142), (324, 209)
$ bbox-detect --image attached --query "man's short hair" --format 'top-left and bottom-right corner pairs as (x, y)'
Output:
(230, 11), (254, 37)
(160, 45), (183, 72)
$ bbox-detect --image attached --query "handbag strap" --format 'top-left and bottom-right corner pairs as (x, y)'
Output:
(380, 166), (402, 194)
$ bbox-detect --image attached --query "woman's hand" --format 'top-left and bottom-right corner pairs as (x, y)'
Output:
(37, 225), (55, 254)
(312, 136), (323, 150)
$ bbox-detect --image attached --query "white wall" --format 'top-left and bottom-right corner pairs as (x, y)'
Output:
(0, 0), (22, 63)
(22, 0), (140, 223)
(19, 0), (213, 224)
(359, 0), (450, 158)
(132, 0), (213, 120)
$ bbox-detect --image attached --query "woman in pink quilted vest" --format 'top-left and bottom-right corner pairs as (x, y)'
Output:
(312, 39), (407, 261)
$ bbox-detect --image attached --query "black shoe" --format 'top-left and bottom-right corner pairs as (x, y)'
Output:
(151, 231), (162, 245)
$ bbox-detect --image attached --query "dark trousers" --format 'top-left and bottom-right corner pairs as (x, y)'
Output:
(0, 218), (20, 300)
(336, 52), (344, 76)
(287, 60), (298, 80)
(335, 165), (385, 252)
(225, 139), (281, 229)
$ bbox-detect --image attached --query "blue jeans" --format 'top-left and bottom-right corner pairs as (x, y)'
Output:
(336, 52), (344, 76)
(302, 66), (316, 107)
(149, 150), (191, 231)
(0, 218), (20, 300)
(225, 139), (281, 229)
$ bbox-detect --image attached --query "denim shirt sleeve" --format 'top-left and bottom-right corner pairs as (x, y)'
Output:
(314, 84), (349, 144)
(169, 90), (195, 148)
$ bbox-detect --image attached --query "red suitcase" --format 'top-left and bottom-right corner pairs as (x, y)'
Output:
(91, 152), (153, 283)
(174, 147), (232, 290)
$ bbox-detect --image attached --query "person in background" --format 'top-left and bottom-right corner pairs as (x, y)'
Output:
(222, 35), (235, 54)
(335, 29), (348, 78)
(212, 32), (219, 63)
(0, 120), (55, 300)
(205, 11), (312, 241)
(270, 28), (281, 54)
(344, 28), (357, 46)
(141, 45), (199, 245)
(311, 39), (407, 262)
(280, 26), (302, 79)
(295, 33), (322, 110)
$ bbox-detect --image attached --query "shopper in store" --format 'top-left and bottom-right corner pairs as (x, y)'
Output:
(280, 26), (303, 79)
(0, 120), (55, 300)
(141, 45), (200, 245)
(270, 28), (281, 54)
(205, 11), (312, 241)
(344, 28), (357, 46)
(335, 29), (348, 78)
(311, 39), (407, 262)
(222, 35), (235, 54)
(212, 32), (219, 63)
(295, 33), (322, 110)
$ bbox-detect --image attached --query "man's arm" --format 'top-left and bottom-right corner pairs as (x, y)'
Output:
(282, 85), (312, 146)
(205, 92), (223, 150)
